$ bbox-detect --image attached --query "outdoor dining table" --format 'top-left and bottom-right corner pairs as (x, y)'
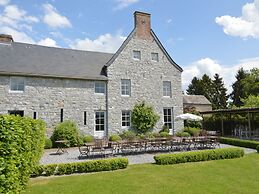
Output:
(55, 140), (69, 155)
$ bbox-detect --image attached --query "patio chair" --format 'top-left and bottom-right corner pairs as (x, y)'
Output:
(77, 139), (90, 158)
(90, 139), (105, 157)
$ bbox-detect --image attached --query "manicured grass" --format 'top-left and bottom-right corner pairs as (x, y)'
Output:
(26, 154), (259, 194)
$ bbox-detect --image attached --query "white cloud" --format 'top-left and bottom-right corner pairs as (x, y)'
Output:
(215, 0), (259, 38)
(70, 33), (126, 53)
(43, 3), (71, 28)
(182, 57), (259, 93)
(114, 0), (139, 10)
(166, 18), (172, 24)
(0, 26), (35, 43)
(0, 4), (39, 29)
(0, 0), (9, 6)
(37, 37), (58, 47)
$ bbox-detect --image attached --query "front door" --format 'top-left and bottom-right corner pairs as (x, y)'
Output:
(94, 111), (106, 138)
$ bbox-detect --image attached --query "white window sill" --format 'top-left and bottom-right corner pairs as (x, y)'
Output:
(121, 95), (130, 97)
(133, 58), (140, 61)
(9, 90), (24, 93)
(95, 93), (105, 95)
(163, 96), (171, 98)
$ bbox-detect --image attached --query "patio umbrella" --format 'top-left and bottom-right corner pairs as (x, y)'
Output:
(175, 113), (203, 121)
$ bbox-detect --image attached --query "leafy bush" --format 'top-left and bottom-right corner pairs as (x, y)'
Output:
(154, 148), (244, 165)
(131, 102), (160, 134)
(0, 115), (45, 193)
(219, 137), (259, 149)
(83, 135), (94, 143)
(31, 165), (44, 177)
(159, 131), (170, 138)
(109, 134), (122, 142)
(257, 145), (259, 153)
(176, 131), (191, 137)
(44, 138), (53, 149)
(51, 120), (80, 147)
(120, 130), (136, 141)
(160, 125), (170, 133)
(185, 120), (202, 128)
(183, 127), (201, 137)
(32, 158), (128, 177)
(44, 164), (58, 176)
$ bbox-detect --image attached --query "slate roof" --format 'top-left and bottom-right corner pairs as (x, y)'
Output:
(0, 42), (114, 80)
(183, 95), (212, 105)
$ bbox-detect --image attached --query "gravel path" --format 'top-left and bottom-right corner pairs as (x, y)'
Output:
(40, 144), (256, 165)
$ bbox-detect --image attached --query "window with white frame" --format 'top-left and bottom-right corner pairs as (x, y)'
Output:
(10, 77), (25, 92)
(163, 108), (172, 129)
(151, 52), (159, 62)
(122, 110), (131, 127)
(121, 79), (131, 96)
(95, 81), (105, 94)
(163, 81), (171, 97)
(133, 50), (141, 60)
(95, 111), (105, 131)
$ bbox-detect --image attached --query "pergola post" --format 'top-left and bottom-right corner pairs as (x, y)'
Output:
(221, 113), (224, 136)
(248, 112), (251, 139)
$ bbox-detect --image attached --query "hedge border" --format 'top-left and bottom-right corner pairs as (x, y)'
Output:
(154, 148), (244, 165)
(219, 137), (259, 149)
(31, 158), (128, 177)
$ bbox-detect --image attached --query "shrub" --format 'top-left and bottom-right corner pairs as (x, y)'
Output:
(31, 165), (44, 177)
(176, 131), (191, 137)
(51, 120), (80, 147)
(257, 145), (259, 153)
(183, 127), (201, 137)
(83, 135), (94, 143)
(0, 115), (45, 193)
(144, 132), (156, 139)
(109, 134), (122, 142)
(160, 125), (170, 133)
(159, 131), (170, 138)
(31, 158), (129, 177)
(44, 138), (53, 149)
(219, 137), (259, 149)
(131, 102), (160, 134)
(120, 130), (136, 141)
(44, 164), (58, 176)
(154, 148), (244, 165)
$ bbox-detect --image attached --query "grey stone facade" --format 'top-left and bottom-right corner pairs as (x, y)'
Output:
(107, 36), (183, 135)
(0, 76), (106, 137)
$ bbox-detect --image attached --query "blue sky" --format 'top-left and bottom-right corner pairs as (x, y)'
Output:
(0, 0), (259, 92)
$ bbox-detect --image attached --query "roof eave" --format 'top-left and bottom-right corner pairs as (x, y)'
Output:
(0, 71), (108, 81)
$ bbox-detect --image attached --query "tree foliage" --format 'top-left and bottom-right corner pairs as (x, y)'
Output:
(241, 95), (259, 108)
(229, 68), (248, 107)
(186, 73), (227, 110)
(131, 102), (160, 134)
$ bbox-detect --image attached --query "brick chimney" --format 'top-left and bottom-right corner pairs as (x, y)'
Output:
(0, 34), (13, 43)
(134, 11), (151, 40)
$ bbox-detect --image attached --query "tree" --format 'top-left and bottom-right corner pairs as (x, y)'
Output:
(229, 68), (248, 107)
(241, 95), (259, 108)
(131, 101), (160, 134)
(243, 68), (259, 97)
(211, 73), (227, 109)
(186, 77), (203, 95)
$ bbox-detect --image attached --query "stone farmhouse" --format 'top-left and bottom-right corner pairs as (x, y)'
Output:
(0, 11), (183, 138)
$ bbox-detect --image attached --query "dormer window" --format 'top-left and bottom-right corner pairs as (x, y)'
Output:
(151, 52), (158, 62)
(133, 50), (141, 60)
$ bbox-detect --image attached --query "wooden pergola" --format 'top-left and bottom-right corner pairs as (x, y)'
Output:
(200, 108), (259, 139)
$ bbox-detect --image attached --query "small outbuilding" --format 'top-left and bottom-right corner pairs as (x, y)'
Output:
(183, 95), (212, 112)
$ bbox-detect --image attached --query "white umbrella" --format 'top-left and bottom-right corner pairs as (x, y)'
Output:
(175, 113), (203, 121)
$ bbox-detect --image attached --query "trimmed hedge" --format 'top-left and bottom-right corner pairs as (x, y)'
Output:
(154, 148), (244, 165)
(257, 145), (259, 153)
(0, 115), (45, 193)
(31, 158), (128, 177)
(220, 137), (259, 149)
(44, 138), (53, 149)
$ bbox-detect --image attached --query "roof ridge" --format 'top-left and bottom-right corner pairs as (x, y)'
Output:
(12, 42), (115, 55)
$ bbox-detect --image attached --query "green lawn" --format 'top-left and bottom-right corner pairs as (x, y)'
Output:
(26, 154), (259, 194)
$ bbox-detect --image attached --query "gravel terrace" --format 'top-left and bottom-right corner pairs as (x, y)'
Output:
(40, 144), (256, 165)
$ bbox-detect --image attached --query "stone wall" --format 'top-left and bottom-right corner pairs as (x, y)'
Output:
(0, 76), (106, 137)
(107, 34), (183, 135)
